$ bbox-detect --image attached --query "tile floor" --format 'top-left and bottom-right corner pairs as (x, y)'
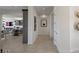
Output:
(0, 34), (58, 53)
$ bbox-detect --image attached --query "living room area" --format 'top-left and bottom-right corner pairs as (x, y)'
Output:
(0, 6), (27, 52)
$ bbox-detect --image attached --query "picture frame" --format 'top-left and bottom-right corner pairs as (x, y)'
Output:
(41, 19), (47, 27)
(34, 16), (36, 31)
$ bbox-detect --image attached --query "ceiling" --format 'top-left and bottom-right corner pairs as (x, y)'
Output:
(34, 6), (53, 17)
(0, 6), (28, 17)
(0, 6), (53, 18)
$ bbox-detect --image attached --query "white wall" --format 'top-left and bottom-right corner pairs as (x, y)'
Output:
(38, 17), (50, 35)
(53, 6), (70, 52)
(0, 15), (2, 40)
(27, 6), (79, 52)
(28, 6), (39, 44)
(48, 11), (54, 40)
(70, 7), (79, 52)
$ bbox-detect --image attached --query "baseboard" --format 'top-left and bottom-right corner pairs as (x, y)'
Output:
(50, 36), (54, 40)
(32, 35), (38, 44)
(54, 40), (60, 52)
(38, 34), (50, 36)
(1, 38), (5, 40)
(70, 49), (79, 53)
(54, 40), (71, 53)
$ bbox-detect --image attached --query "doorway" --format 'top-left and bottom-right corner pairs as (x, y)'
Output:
(0, 6), (28, 53)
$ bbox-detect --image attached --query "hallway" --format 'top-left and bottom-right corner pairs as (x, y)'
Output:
(1, 35), (58, 53)
(32, 35), (58, 53)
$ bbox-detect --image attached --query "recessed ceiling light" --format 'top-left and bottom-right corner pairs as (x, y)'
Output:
(40, 14), (47, 18)
(43, 8), (45, 10)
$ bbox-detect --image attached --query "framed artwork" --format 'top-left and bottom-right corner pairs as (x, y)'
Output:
(34, 16), (36, 31)
(41, 19), (47, 27)
(74, 10), (79, 18)
(74, 21), (79, 31)
(9, 22), (13, 26)
(6, 22), (13, 26)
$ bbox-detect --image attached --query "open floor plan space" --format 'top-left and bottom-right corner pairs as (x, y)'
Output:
(0, 35), (58, 53)
(1, 6), (79, 53)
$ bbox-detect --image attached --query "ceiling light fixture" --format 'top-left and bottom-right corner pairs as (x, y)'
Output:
(40, 14), (47, 18)
(43, 8), (45, 10)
